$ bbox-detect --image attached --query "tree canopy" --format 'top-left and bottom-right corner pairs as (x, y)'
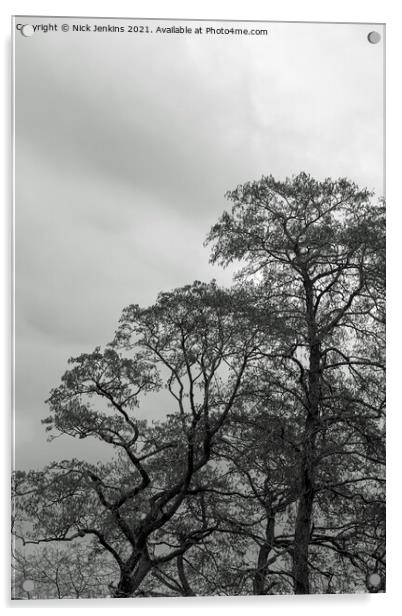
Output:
(13, 173), (385, 598)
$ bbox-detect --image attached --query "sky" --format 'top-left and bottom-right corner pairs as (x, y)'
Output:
(14, 17), (384, 469)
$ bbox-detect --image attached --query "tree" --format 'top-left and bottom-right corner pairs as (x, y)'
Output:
(12, 542), (117, 599)
(206, 172), (385, 593)
(13, 281), (262, 598)
(13, 174), (385, 598)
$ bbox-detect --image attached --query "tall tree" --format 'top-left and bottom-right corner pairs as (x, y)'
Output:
(206, 172), (385, 593)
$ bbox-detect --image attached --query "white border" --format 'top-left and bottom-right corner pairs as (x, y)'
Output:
(2, 1), (401, 614)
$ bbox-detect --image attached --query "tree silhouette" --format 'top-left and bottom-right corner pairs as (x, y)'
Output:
(206, 172), (385, 593)
(13, 281), (261, 597)
(13, 174), (385, 597)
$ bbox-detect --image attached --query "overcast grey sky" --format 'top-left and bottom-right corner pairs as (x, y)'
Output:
(14, 18), (384, 469)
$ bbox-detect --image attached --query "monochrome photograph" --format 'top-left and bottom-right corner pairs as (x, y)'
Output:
(12, 16), (385, 599)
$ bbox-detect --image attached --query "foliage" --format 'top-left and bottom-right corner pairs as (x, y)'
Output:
(13, 174), (385, 597)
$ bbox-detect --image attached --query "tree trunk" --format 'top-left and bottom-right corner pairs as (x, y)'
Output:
(177, 553), (196, 596)
(253, 507), (275, 594)
(293, 277), (321, 594)
(292, 455), (315, 594)
(114, 554), (152, 598)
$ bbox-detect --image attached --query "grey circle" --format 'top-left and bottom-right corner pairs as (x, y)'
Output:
(367, 573), (381, 587)
(367, 31), (381, 44)
(21, 24), (34, 37)
(22, 579), (35, 592)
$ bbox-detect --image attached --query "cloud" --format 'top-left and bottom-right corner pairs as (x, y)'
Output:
(14, 19), (384, 468)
